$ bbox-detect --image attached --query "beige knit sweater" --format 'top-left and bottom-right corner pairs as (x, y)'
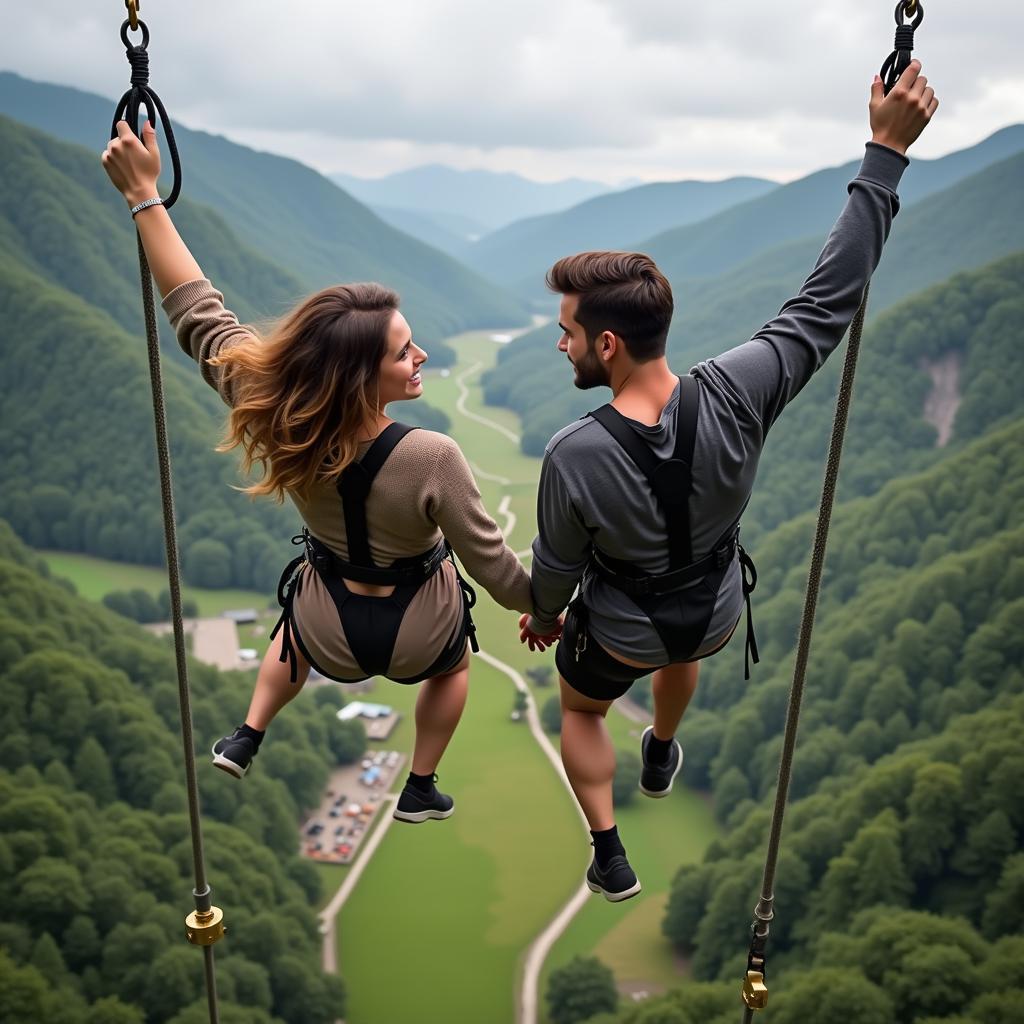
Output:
(163, 279), (533, 614)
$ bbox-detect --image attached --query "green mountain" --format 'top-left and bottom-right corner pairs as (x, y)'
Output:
(484, 150), (1024, 468)
(469, 176), (778, 296)
(0, 246), (296, 590)
(0, 521), (360, 1023)
(0, 114), (306, 361)
(0, 112), (464, 586)
(330, 164), (614, 231)
(642, 124), (1024, 283)
(0, 72), (529, 339)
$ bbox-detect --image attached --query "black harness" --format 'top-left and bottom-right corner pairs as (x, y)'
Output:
(271, 423), (478, 683)
(586, 375), (759, 677)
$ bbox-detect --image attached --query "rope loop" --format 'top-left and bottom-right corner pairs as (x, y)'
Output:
(880, 0), (924, 95)
(111, 16), (182, 208)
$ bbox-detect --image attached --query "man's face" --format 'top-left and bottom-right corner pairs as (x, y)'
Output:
(557, 294), (609, 390)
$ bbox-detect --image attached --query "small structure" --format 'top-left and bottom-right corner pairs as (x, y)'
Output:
(337, 701), (393, 721)
(222, 608), (259, 625)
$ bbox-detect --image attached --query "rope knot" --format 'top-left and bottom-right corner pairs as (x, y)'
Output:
(127, 46), (150, 87)
(893, 24), (915, 52)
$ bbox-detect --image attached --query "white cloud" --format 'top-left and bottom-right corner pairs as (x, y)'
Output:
(3, 0), (1023, 182)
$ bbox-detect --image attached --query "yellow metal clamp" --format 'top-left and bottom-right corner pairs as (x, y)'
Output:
(125, 0), (140, 31)
(742, 970), (769, 1010)
(904, 0), (919, 16)
(185, 906), (226, 947)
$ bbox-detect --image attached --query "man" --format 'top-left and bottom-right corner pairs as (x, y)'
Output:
(520, 64), (938, 901)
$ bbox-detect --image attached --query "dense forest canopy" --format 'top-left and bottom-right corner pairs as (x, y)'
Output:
(0, 522), (365, 1023)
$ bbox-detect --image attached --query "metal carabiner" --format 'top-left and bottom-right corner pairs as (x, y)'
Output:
(125, 0), (140, 32)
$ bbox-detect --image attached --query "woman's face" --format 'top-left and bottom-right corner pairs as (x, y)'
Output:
(377, 310), (427, 406)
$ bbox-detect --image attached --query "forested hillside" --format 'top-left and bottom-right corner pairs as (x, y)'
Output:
(0, 72), (529, 339)
(0, 112), (463, 588)
(578, 415), (1024, 1024)
(0, 522), (365, 1024)
(468, 176), (777, 298)
(484, 150), (1024, 461)
(0, 249), (297, 590)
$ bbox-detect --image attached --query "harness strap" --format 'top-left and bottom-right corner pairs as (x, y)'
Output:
(588, 375), (699, 569)
(739, 544), (760, 680)
(337, 423), (418, 567)
(445, 542), (480, 653)
(593, 529), (739, 597)
(304, 529), (447, 586)
(270, 541), (308, 683)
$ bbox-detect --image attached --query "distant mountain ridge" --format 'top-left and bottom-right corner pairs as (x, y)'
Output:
(330, 164), (618, 233)
(0, 72), (528, 339)
(641, 124), (1024, 284)
(469, 175), (779, 297)
(483, 147), (1024, 465)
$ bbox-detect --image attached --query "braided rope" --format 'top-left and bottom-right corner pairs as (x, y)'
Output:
(739, 287), (869, 1023)
(116, 15), (220, 1022)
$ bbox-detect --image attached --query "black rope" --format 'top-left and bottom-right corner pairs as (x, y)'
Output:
(111, 15), (220, 1024)
(110, 18), (182, 208)
(880, 0), (924, 95)
(739, 8), (925, 1018)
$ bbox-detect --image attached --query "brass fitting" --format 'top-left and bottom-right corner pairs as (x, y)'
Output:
(742, 970), (769, 1010)
(125, 0), (140, 32)
(185, 905), (225, 946)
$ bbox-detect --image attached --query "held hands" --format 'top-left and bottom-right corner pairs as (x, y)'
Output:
(101, 119), (161, 206)
(869, 60), (938, 155)
(519, 613), (563, 653)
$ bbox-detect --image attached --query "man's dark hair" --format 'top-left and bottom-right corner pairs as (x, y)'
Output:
(546, 251), (674, 362)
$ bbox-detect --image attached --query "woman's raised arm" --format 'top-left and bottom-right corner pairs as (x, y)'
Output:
(101, 119), (203, 297)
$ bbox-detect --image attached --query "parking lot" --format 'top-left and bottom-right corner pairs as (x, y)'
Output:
(301, 748), (406, 864)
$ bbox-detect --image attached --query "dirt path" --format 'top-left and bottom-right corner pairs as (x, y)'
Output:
(319, 793), (400, 972)
(455, 362), (522, 445)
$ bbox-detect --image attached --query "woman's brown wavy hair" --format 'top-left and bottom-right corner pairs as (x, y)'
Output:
(210, 282), (400, 503)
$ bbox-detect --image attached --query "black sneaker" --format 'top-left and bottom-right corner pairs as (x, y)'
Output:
(639, 725), (683, 798)
(392, 775), (455, 824)
(212, 727), (257, 779)
(586, 853), (642, 903)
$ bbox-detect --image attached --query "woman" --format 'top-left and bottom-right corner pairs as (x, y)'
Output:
(102, 119), (558, 824)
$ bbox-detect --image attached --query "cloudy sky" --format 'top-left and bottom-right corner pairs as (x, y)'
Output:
(5, 0), (1023, 184)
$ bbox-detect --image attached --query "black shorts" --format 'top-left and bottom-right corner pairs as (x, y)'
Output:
(555, 607), (655, 702)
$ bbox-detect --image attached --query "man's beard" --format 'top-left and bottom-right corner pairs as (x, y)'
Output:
(571, 345), (610, 390)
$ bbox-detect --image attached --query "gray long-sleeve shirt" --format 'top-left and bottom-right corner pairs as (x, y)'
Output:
(528, 143), (909, 662)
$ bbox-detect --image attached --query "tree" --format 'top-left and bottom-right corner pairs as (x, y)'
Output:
(546, 955), (618, 1024)
(13, 857), (89, 934)
(74, 736), (117, 805)
(712, 766), (751, 824)
(612, 750), (641, 807)
(541, 695), (562, 734)
(325, 716), (366, 765)
(770, 967), (895, 1024)
(183, 538), (233, 589)
(982, 854), (1024, 939)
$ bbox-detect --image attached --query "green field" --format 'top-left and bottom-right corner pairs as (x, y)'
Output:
(335, 630), (582, 1023)
(39, 549), (274, 617)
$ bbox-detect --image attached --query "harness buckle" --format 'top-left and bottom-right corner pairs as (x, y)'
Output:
(574, 630), (587, 662)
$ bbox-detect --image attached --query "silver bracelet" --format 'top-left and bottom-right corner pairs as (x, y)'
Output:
(130, 197), (164, 218)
